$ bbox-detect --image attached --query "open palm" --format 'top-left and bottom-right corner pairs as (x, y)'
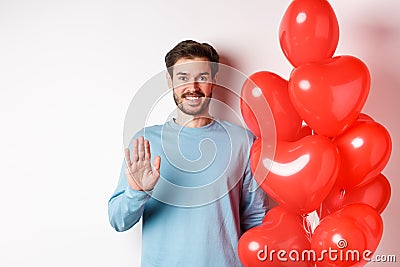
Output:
(125, 136), (161, 191)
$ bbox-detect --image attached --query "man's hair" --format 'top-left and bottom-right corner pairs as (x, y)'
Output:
(165, 40), (220, 79)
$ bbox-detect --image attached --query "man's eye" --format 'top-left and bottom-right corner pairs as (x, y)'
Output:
(198, 76), (207, 81)
(178, 76), (188, 81)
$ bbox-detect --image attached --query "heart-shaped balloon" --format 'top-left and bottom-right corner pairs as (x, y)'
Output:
(279, 0), (339, 67)
(289, 55), (370, 137)
(312, 204), (383, 267)
(241, 71), (302, 141)
(333, 120), (392, 189)
(336, 204), (384, 249)
(238, 206), (312, 267)
(250, 135), (340, 215)
(321, 173), (391, 218)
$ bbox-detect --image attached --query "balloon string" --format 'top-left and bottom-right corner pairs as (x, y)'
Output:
(302, 214), (313, 238)
(337, 188), (346, 208)
(318, 203), (323, 219)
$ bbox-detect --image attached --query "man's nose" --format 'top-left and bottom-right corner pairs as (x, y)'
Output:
(185, 80), (200, 89)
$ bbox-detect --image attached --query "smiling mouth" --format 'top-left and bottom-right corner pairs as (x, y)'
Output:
(185, 96), (201, 100)
(182, 92), (205, 102)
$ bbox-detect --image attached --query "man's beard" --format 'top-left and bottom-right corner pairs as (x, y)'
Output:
(173, 90), (212, 115)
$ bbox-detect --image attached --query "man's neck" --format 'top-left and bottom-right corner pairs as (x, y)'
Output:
(175, 112), (213, 128)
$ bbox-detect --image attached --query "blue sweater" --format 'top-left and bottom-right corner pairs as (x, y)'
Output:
(108, 119), (269, 267)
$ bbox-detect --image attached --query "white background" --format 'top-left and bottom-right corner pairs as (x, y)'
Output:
(0, 0), (399, 266)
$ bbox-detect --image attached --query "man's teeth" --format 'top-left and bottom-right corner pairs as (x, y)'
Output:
(186, 96), (199, 100)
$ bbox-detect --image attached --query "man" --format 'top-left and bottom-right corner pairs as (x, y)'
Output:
(108, 40), (269, 266)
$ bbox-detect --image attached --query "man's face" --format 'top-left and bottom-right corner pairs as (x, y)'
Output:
(170, 57), (215, 116)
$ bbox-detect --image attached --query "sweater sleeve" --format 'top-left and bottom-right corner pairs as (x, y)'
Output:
(108, 160), (152, 232)
(239, 158), (270, 232)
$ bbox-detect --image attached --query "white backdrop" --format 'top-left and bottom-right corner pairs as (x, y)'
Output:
(0, 0), (399, 266)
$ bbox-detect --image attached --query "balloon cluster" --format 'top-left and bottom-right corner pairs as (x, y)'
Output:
(238, 0), (392, 266)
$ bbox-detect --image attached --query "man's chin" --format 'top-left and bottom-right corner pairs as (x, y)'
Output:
(180, 108), (204, 116)
(178, 104), (208, 116)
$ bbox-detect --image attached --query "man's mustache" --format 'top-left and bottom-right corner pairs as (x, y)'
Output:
(182, 92), (205, 98)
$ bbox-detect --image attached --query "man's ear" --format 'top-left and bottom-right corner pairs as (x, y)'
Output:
(166, 72), (173, 89)
(211, 72), (218, 90)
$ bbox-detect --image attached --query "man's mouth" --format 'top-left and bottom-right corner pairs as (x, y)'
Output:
(182, 93), (205, 102)
(186, 96), (200, 100)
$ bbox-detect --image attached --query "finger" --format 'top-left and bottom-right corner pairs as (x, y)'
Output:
(124, 148), (132, 167)
(153, 156), (161, 175)
(132, 138), (139, 162)
(138, 136), (145, 161)
(144, 139), (151, 160)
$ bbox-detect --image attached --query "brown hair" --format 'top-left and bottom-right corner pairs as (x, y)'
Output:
(165, 40), (220, 79)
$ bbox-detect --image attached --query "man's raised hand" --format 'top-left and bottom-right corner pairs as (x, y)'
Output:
(125, 136), (161, 191)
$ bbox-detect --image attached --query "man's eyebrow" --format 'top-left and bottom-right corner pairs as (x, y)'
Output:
(175, 72), (188, 75)
(198, 72), (210, 76)
(175, 71), (210, 76)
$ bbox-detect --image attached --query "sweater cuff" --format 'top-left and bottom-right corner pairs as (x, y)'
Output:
(125, 186), (153, 200)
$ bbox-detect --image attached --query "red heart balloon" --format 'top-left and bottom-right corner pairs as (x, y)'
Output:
(241, 71), (302, 141)
(314, 218), (367, 267)
(289, 55), (370, 137)
(321, 173), (391, 217)
(333, 120), (392, 189)
(279, 0), (339, 67)
(312, 204), (383, 267)
(250, 135), (340, 214)
(337, 204), (384, 249)
(238, 206), (312, 267)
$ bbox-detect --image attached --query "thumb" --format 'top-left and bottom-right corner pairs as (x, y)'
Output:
(153, 156), (161, 174)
